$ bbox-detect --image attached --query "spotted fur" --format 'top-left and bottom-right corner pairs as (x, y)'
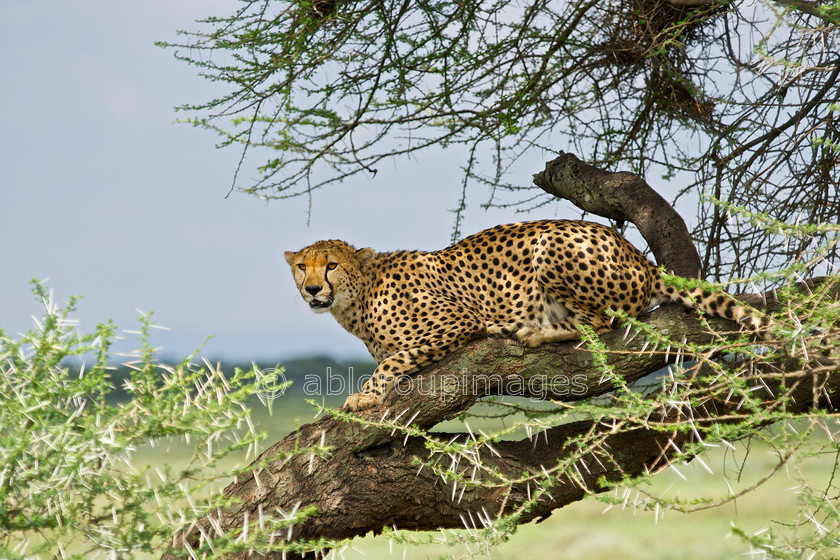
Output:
(285, 220), (771, 411)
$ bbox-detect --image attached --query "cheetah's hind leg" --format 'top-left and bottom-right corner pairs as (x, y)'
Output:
(516, 314), (615, 348)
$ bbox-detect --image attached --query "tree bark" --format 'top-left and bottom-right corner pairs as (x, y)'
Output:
(162, 154), (836, 559)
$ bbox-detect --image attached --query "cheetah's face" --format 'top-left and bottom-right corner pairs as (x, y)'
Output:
(284, 240), (374, 314)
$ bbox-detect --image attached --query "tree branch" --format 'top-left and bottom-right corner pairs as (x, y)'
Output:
(533, 152), (702, 277)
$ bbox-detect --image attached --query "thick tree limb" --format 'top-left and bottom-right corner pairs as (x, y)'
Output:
(162, 155), (837, 559)
(533, 152), (703, 278)
(163, 301), (838, 560)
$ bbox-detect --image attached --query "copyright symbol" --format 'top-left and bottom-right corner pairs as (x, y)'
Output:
(255, 368), (287, 400)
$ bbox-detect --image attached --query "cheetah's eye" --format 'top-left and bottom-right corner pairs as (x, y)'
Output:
(297, 264), (306, 271)
(327, 262), (338, 270)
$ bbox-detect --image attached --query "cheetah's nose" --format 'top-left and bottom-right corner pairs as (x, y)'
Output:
(305, 286), (322, 296)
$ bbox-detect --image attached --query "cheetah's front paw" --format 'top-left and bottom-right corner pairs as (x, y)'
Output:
(342, 391), (384, 412)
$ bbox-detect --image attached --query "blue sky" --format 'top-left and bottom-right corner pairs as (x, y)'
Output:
(0, 1), (573, 362)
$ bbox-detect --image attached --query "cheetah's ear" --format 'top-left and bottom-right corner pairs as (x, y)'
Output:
(355, 247), (375, 266)
(284, 251), (298, 266)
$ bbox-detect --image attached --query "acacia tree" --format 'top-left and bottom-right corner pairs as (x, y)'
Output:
(158, 1), (840, 558)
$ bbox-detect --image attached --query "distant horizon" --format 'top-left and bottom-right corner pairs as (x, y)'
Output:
(128, 351), (376, 366)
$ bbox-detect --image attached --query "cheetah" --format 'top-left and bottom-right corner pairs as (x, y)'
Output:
(285, 220), (771, 411)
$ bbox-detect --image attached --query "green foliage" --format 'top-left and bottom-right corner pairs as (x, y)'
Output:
(0, 281), (337, 559)
(159, 0), (725, 197)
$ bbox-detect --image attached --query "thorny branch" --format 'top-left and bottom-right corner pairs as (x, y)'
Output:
(160, 284), (838, 560)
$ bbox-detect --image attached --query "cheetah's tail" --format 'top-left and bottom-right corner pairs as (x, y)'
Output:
(652, 278), (773, 338)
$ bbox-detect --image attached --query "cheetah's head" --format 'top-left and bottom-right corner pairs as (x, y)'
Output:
(284, 240), (375, 314)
